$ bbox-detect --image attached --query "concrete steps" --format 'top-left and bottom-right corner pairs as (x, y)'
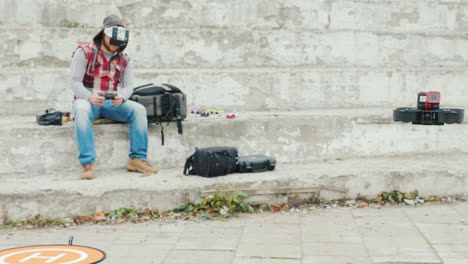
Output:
(2, 0), (468, 221)
(1, 67), (468, 116)
(1, 110), (467, 176)
(2, 1), (467, 116)
(1, 153), (467, 221)
(3, 26), (468, 71)
(1, 0), (468, 34)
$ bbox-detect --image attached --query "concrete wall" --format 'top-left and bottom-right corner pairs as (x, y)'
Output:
(1, 0), (467, 171)
(1, 1), (468, 216)
(1, 0), (468, 114)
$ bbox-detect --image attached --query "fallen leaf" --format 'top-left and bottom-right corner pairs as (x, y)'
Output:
(359, 201), (369, 207)
(271, 204), (281, 212)
(93, 211), (106, 222)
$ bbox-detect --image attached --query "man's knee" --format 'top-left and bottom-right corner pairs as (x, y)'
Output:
(73, 99), (94, 129)
(125, 102), (148, 130)
(73, 99), (92, 115)
(127, 101), (147, 117)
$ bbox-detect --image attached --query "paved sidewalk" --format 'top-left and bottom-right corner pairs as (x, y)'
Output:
(1, 203), (468, 264)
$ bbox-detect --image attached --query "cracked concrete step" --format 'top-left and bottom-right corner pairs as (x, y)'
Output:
(0, 110), (467, 175)
(1, 154), (467, 221)
(1, 67), (468, 115)
(1, 0), (467, 34)
(3, 26), (468, 70)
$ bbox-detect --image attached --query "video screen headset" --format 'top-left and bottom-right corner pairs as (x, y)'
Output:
(103, 26), (129, 48)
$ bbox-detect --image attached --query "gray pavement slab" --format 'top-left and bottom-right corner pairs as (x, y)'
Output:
(0, 203), (467, 264)
(416, 223), (468, 245)
(236, 222), (302, 259)
(232, 258), (301, 264)
(403, 204), (462, 224)
(453, 203), (468, 220)
(164, 250), (235, 264)
(236, 243), (302, 259)
(302, 256), (373, 264)
(354, 207), (443, 263)
(302, 242), (368, 257)
(302, 231), (362, 243)
(174, 226), (241, 250)
(433, 244), (468, 264)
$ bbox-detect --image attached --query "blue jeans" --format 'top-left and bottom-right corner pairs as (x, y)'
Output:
(73, 99), (149, 166)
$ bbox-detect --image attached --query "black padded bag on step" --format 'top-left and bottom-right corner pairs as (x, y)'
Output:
(183, 146), (239, 177)
(36, 108), (63, 126)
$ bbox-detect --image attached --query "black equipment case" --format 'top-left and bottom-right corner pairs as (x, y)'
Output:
(237, 155), (276, 173)
(130, 83), (187, 144)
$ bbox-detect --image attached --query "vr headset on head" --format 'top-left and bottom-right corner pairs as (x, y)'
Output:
(103, 26), (129, 47)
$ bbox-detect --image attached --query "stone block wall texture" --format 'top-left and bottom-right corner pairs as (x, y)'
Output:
(1, 0), (468, 114)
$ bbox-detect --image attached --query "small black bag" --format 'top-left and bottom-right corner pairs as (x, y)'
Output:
(237, 155), (276, 173)
(36, 108), (62, 126)
(183, 146), (239, 177)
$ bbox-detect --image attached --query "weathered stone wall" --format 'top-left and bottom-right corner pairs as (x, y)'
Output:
(1, 0), (468, 114)
(1, 1), (468, 217)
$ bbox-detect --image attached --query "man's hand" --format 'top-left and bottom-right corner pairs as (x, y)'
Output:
(112, 94), (124, 106)
(88, 93), (106, 107)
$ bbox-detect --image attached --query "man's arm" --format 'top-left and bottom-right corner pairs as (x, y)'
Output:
(119, 59), (134, 100)
(70, 48), (93, 100)
(71, 48), (105, 106)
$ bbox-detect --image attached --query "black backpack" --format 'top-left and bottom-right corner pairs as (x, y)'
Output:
(183, 147), (239, 177)
(130, 83), (187, 145)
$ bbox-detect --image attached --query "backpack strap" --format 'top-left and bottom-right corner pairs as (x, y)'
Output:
(152, 96), (157, 118)
(175, 95), (183, 134)
(183, 154), (194, 175)
(162, 93), (175, 121)
(152, 96), (165, 146)
(176, 119), (183, 134)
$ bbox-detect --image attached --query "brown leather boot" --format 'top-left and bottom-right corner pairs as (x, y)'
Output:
(127, 158), (157, 175)
(80, 163), (96, 180)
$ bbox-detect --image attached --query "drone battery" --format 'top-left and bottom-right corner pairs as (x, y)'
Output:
(237, 155), (276, 173)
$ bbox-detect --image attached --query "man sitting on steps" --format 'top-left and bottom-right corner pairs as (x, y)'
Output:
(70, 15), (157, 179)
